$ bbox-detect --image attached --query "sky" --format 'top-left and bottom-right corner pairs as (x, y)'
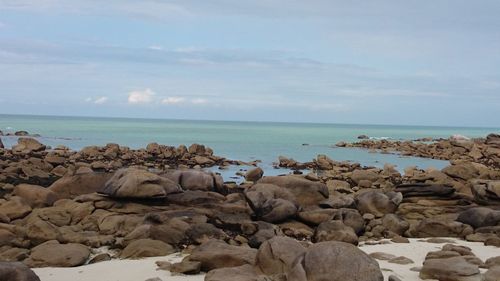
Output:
(0, 0), (499, 127)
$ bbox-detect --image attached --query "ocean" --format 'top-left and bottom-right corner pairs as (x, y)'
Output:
(1, 114), (498, 174)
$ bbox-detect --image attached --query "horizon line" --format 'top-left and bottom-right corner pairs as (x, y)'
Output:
(0, 113), (499, 130)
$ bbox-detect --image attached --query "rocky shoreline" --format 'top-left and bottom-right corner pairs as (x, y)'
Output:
(1, 134), (499, 281)
(336, 133), (500, 169)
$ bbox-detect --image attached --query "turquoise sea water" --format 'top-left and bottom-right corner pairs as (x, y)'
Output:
(1, 114), (499, 173)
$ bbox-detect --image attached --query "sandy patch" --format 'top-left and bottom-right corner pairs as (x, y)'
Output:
(31, 238), (499, 281)
(359, 238), (499, 280)
(33, 253), (205, 281)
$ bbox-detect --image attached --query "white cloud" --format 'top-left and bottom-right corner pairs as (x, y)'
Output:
(128, 88), (155, 104)
(161, 96), (185, 104)
(94, 96), (108, 104)
(148, 45), (163, 51)
(84, 96), (109, 104)
(191, 98), (208, 104)
(174, 46), (204, 53)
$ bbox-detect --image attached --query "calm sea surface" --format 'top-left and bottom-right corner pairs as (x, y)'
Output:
(1, 114), (498, 173)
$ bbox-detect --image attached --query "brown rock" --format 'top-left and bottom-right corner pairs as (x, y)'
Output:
(484, 266), (500, 281)
(258, 176), (328, 206)
(255, 236), (305, 276)
(25, 240), (90, 267)
(99, 168), (181, 198)
(188, 240), (257, 271)
(419, 256), (480, 281)
(14, 184), (57, 208)
(457, 207), (500, 229)
(351, 169), (379, 184)
(205, 264), (264, 281)
(382, 214), (410, 236)
(389, 256), (414, 265)
(485, 237), (500, 247)
(413, 218), (474, 238)
(287, 241), (383, 281)
(0, 248), (30, 262)
(25, 219), (60, 245)
(186, 223), (227, 244)
(0, 197), (32, 220)
(313, 220), (359, 245)
(12, 138), (46, 154)
(470, 180), (500, 205)
(163, 170), (223, 192)
(297, 209), (336, 225)
(356, 190), (402, 217)
(120, 239), (175, 259)
(49, 172), (113, 199)
(485, 256), (500, 268)
(245, 183), (298, 223)
(245, 167), (264, 182)
(88, 253), (111, 264)
(44, 155), (66, 166)
(442, 163), (479, 180)
(369, 252), (397, 260)
(0, 262), (41, 281)
(157, 260), (201, 275)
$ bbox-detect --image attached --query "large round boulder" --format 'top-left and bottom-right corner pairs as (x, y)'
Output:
(163, 170), (223, 192)
(258, 176), (328, 206)
(457, 207), (500, 229)
(351, 169), (380, 184)
(356, 190), (402, 217)
(99, 168), (182, 198)
(244, 183), (299, 223)
(313, 220), (359, 245)
(13, 184), (57, 208)
(287, 241), (383, 281)
(255, 236), (305, 276)
(245, 167), (264, 182)
(48, 172), (113, 199)
(24, 240), (90, 267)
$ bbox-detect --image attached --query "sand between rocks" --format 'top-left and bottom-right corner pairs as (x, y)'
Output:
(33, 253), (205, 281)
(359, 238), (499, 281)
(33, 238), (498, 281)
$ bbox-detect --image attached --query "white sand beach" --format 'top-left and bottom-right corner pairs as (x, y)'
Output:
(33, 253), (205, 281)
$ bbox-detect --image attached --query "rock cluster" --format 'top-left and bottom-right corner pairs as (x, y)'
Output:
(337, 133), (500, 169)
(0, 131), (41, 137)
(184, 237), (383, 281)
(419, 243), (500, 281)
(0, 138), (239, 187)
(0, 136), (499, 280)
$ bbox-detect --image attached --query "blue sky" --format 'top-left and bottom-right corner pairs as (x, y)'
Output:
(0, 0), (499, 126)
